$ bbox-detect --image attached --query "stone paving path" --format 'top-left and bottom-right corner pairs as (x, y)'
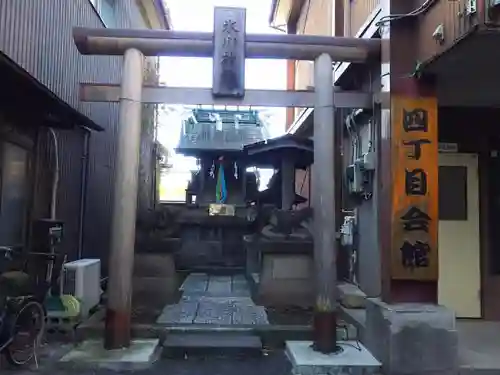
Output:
(157, 273), (269, 325)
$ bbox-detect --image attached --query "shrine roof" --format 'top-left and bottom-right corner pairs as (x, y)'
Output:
(176, 108), (267, 155)
(243, 134), (313, 169)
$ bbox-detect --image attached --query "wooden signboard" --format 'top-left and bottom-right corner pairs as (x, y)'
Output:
(212, 7), (246, 98)
(390, 97), (438, 281)
(209, 203), (235, 216)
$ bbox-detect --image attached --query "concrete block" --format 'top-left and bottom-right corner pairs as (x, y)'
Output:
(337, 283), (367, 309)
(258, 254), (314, 308)
(340, 306), (367, 342)
(272, 255), (312, 279)
(286, 340), (381, 375)
(59, 339), (160, 371)
(365, 298), (458, 375)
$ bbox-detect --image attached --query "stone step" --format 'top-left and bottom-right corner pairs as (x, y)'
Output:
(157, 297), (269, 325)
(179, 273), (251, 297)
(159, 323), (357, 347)
(162, 333), (263, 358)
(162, 325), (254, 334)
(337, 282), (367, 309)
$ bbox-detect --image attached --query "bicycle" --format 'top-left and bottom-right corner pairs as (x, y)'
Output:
(0, 246), (46, 366)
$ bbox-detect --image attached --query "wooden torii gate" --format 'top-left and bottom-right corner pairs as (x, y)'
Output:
(73, 7), (380, 354)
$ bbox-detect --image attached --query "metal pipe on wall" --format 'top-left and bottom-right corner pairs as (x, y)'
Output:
(104, 48), (144, 350)
(48, 128), (60, 220)
(312, 53), (338, 354)
(77, 127), (91, 260)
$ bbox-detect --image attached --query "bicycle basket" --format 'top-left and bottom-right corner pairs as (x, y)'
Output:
(0, 271), (34, 299)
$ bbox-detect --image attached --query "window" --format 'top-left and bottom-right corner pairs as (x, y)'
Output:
(438, 166), (468, 221)
(89, 0), (116, 28)
(99, 0), (116, 28)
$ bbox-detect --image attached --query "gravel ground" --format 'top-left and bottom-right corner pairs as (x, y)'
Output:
(7, 350), (292, 375)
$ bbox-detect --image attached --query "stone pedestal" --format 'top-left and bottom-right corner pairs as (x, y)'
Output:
(286, 341), (381, 375)
(338, 283), (367, 309)
(258, 253), (314, 308)
(59, 339), (160, 371)
(364, 298), (458, 375)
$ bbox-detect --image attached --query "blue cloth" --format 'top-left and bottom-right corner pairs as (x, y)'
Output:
(216, 164), (227, 203)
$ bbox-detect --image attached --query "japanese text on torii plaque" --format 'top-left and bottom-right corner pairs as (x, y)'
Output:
(212, 7), (246, 98)
(391, 98), (438, 281)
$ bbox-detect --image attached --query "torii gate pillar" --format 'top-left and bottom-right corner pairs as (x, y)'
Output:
(312, 53), (339, 353)
(104, 48), (144, 350)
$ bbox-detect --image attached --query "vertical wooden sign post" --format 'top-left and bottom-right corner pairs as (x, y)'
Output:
(391, 97), (439, 281)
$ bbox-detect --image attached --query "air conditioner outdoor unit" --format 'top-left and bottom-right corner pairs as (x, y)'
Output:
(62, 259), (101, 318)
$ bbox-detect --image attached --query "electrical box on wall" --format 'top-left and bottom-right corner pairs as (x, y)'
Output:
(346, 151), (376, 195)
(340, 213), (357, 247)
(361, 151), (376, 171)
(346, 162), (364, 194)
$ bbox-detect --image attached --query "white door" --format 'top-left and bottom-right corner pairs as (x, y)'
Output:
(438, 153), (481, 318)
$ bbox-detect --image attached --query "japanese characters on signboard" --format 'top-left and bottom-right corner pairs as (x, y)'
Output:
(392, 98), (438, 280)
(212, 7), (246, 98)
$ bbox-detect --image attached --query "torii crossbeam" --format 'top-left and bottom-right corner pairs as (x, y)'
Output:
(73, 6), (380, 353)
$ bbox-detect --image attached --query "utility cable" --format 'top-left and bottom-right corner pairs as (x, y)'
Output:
(376, 0), (438, 27)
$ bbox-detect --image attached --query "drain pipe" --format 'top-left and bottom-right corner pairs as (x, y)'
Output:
(48, 128), (60, 220)
(46, 127), (60, 286)
(77, 127), (91, 260)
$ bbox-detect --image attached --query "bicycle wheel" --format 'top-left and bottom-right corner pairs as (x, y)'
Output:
(5, 300), (45, 366)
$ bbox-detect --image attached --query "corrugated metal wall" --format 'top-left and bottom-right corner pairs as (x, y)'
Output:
(0, 0), (150, 270)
